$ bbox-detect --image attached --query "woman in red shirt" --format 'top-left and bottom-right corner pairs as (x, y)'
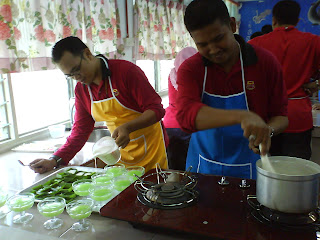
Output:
(163, 47), (197, 170)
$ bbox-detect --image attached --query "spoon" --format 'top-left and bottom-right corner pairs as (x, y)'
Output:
(259, 144), (276, 173)
(17, 160), (31, 167)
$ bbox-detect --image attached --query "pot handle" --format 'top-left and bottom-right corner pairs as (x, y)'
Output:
(247, 195), (260, 210)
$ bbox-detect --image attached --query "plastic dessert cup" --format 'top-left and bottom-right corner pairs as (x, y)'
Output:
(0, 188), (8, 219)
(113, 176), (135, 192)
(91, 174), (113, 187)
(104, 165), (126, 178)
(7, 193), (35, 224)
(66, 198), (94, 232)
(126, 166), (145, 180)
(37, 197), (66, 230)
(89, 185), (115, 210)
(72, 179), (93, 196)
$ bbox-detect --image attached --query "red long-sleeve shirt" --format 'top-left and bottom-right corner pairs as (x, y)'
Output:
(55, 57), (167, 164)
(176, 35), (288, 133)
(249, 26), (320, 132)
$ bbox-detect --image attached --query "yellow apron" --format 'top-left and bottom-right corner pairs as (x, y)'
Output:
(88, 57), (168, 172)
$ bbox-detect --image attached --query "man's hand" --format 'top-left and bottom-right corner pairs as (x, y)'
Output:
(313, 103), (320, 110)
(303, 81), (318, 96)
(240, 111), (271, 156)
(29, 158), (57, 174)
(112, 125), (131, 149)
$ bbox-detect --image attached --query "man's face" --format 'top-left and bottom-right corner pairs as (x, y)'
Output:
(190, 18), (238, 68)
(57, 50), (95, 85)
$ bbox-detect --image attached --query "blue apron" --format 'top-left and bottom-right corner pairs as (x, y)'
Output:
(186, 45), (260, 179)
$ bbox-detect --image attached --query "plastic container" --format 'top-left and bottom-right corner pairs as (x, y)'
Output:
(92, 136), (121, 165)
(48, 124), (65, 138)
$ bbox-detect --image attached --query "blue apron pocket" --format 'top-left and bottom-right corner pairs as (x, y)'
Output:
(197, 154), (253, 179)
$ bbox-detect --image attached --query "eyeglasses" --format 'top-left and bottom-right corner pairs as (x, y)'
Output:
(65, 52), (84, 81)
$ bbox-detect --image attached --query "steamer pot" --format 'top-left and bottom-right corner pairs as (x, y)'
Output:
(256, 156), (320, 213)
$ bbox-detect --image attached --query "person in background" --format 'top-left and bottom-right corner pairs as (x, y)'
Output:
(176, 0), (288, 179)
(249, 0), (320, 160)
(250, 31), (263, 39)
(163, 47), (197, 171)
(29, 36), (168, 173)
(261, 24), (273, 34)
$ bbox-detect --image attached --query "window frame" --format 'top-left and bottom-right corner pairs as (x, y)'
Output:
(0, 72), (74, 153)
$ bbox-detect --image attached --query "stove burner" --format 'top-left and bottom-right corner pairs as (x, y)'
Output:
(247, 195), (320, 231)
(134, 167), (198, 209)
(137, 189), (198, 210)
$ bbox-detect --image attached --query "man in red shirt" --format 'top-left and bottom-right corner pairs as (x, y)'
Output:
(176, 0), (288, 179)
(30, 37), (168, 173)
(249, 0), (320, 160)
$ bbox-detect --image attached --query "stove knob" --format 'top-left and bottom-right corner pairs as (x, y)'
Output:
(239, 179), (250, 188)
(218, 176), (230, 186)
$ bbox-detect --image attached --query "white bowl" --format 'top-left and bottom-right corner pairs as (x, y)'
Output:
(48, 124), (65, 138)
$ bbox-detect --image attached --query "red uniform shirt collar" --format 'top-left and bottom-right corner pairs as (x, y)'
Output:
(274, 26), (295, 32)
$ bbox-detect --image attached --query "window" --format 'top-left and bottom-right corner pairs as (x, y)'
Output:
(0, 75), (11, 141)
(0, 69), (74, 152)
(136, 60), (174, 93)
(10, 70), (70, 135)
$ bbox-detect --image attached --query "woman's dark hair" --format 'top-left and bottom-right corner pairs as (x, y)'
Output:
(52, 36), (88, 63)
(184, 0), (230, 33)
(272, 0), (300, 26)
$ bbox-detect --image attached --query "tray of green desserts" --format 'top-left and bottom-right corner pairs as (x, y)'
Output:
(19, 165), (145, 212)
(18, 167), (105, 203)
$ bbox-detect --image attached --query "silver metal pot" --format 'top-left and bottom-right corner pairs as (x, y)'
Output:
(87, 128), (111, 142)
(256, 156), (320, 213)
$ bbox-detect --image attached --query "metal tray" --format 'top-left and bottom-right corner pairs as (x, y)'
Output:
(18, 166), (117, 212)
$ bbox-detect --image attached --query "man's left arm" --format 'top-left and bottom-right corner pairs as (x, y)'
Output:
(113, 109), (157, 148)
(112, 64), (165, 148)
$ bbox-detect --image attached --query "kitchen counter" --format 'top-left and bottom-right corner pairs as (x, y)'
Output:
(1, 107), (319, 239)
(0, 147), (189, 240)
(1, 146), (318, 240)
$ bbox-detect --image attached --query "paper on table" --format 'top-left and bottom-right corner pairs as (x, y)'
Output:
(12, 141), (63, 153)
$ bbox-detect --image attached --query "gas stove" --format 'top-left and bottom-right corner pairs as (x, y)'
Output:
(134, 167), (199, 210)
(247, 195), (320, 231)
(100, 170), (319, 240)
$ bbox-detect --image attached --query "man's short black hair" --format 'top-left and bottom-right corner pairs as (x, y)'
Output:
(250, 31), (263, 40)
(261, 24), (272, 34)
(52, 36), (88, 63)
(272, 0), (300, 26)
(184, 0), (230, 33)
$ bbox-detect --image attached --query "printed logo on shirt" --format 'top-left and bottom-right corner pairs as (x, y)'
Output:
(246, 81), (255, 90)
(113, 89), (119, 96)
